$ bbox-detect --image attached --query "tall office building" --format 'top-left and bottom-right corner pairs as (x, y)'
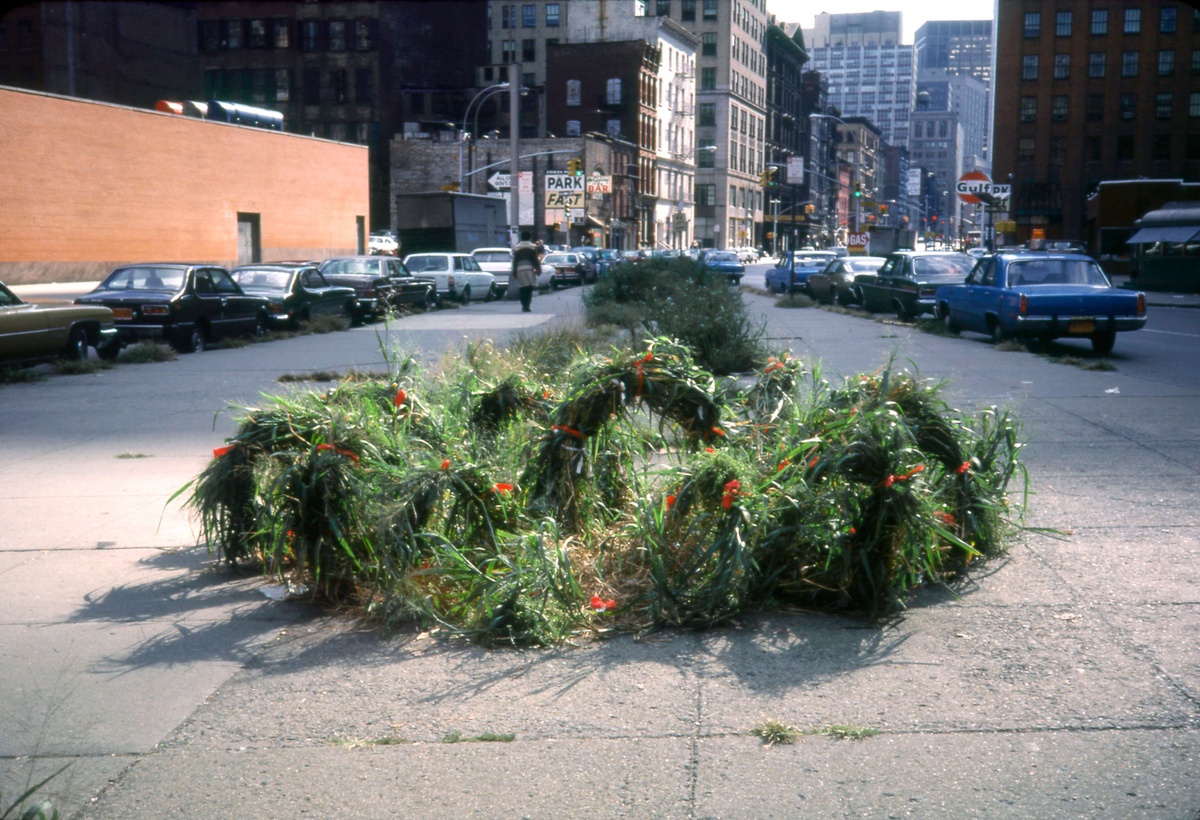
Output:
(993, 1), (1200, 244)
(801, 11), (916, 150)
(914, 19), (993, 85)
(915, 20), (993, 174)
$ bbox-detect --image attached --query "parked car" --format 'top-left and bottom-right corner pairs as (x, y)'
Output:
(404, 252), (496, 302)
(597, 248), (624, 273)
(857, 251), (976, 319)
(75, 264), (270, 353)
(230, 263), (357, 330)
(319, 256), (437, 321)
(1, 280), (119, 364)
(935, 252), (1147, 354)
(764, 251), (837, 294)
(806, 256), (888, 305)
(568, 247), (602, 281)
(543, 252), (592, 288)
(736, 247), (761, 263)
(699, 249), (745, 285)
(368, 232), (399, 256)
(471, 247), (513, 295)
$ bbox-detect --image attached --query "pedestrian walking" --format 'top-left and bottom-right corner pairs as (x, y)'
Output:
(512, 230), (540, 313)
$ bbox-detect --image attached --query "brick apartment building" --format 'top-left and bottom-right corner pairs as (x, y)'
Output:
(993, 1), (1200, 246)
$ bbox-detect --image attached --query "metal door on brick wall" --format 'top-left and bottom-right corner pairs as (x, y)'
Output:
(237, 213), (261, 265)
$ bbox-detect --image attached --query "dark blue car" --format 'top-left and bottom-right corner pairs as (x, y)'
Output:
(764, 251), (838, 294)
(699, 250), (744, 285)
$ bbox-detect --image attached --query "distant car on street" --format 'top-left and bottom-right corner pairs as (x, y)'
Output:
(857, 251), (975, 320)
(404, 252), (496, 302)
(1, 280), (119, 364)
(471, 247), (513, 295)
(368, 232), (399, 256)
(75, 264), (270, 353)
(805, 256), (887, 305)
(230, 263), (357, 330)
(699, 249), (745, 285)
(543, 252), (592, 288)
(319, 255), (437, 320)
(764, 251), (837, 294)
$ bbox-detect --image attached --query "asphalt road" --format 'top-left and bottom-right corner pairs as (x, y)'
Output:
(2, 280), (1199, 818)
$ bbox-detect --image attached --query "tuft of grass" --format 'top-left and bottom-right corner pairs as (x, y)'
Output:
(118, 341), (177, 364)
(0, 366), (48, 384)
(442, 731), (516, 744)
(277, 370), (390, 383)
(304, 314), (352, 334)
(116, 453), (152, 459)
(819, 724), (880, 741)
(51, 359), (111, 376)
(333, 736), (410, 748)
(994, 339), (1028, 353)
(1039, 353), (1117, 371)
(774, 292), (815, 309)
(751, 719), (800, 746)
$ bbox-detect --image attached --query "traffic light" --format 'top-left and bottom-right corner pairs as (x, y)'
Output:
(758, 167), (777, 188)
(766, 167), (778, 188)
(931, 214), (938, 224)
(565, 206), (572, 221)
(566, 157), (582, 176)
(804, 203), (815, 215)
(879, 203), (888, 215)
(853, 181), (862, 198)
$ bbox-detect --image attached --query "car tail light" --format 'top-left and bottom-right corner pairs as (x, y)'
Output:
(269, 303), (283, 314)
(1018, 293), (1028, 315)
(448, 275), (456, 289)
(1136, 293), (1145, 315)
(142, 305), (169, 316)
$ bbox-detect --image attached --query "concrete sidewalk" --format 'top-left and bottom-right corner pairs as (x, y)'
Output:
(66, 299), (1199, 819)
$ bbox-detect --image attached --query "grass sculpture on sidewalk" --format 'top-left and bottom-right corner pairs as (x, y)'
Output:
(182, 334), (1025, 646)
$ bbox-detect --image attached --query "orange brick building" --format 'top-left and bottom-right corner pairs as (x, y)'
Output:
(0, 86), (369, 284)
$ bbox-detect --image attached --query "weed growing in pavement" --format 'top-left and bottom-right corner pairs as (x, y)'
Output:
(333, 736), (411, 748)
(181, 325), (1027, 647)
(277, 370), (391, 384)
(0, 366), (49, 384)
(116, 453), (152, 459)
(819, 724), (880, 741)
(442, 731), (516, 744)
(773, 292), (815, 309)
(751, 720), (800, 746)
(50, 359), (111, 376)
(117, 341), (177, 363)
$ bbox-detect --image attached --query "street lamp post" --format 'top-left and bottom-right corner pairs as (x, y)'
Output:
(460, 82), (511, 194)
(771, 198), (780, 257)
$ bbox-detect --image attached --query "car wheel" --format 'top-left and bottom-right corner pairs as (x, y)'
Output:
(254, 314), (268, 338)
(338, 304), (355, 330)
(941, 305), (959, 334)
(550, 279), (559, 291)
(65, 326), (89, 361)
(180, 325), (207, 354)
(1091, 330), (1116, 355)
(989, 320), (1007, 345)
(895, 301), (912, 322)
(484, 283), (497, 302)
(96, 339), (121, 361)
(831, 287), (844, 307)
(461, 285), (471, 303)
(424, 289), (439, 312)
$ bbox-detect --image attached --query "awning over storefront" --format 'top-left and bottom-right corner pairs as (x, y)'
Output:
(1127, 225), (1200, 244)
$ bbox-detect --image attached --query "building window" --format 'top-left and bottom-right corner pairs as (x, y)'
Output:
(606, 78), (622, 104)
(700, 67), (716, 90)
(1116, 134), (1134, 161)
(566, 79), (580, 106)
(1124, 8), (1140, 34)
(273, 20), (290, 49)
(696, 183), (715, 206)
(301, 20), (320, 51)
(250, 69), (269, 101)
(1051, 95), (1068, 121)
(682, 0), (696, 22)
(1054, 53), (1070, 79)
(1086, 93), (1104, 121)
(1020, 96), (1037, 122)
(1156, 92), (1173, 119)
(1152, 134), (1172, 161)
(1055, 11), (1071, 37)
(1119, 93), (1137, 120)
(1024, 12), (1040, 38)
(354, 20), (374, 51)
(328, 20), (346, 52)
(355, 68), (373, 104)
(522, 4), (536, 27)
(698, 139), (716, 167)
(656, 0), (671, 16)
(607, 119), (621, 137)
(501, 4), (512, 29)
(545, 4), (560, 27)
(522, 39), (535, 62)
(1022, 54), (1038, 80)
(199, 20), (219, 51)
(703, 0), (718, 21)
(1018, 138), (1035, 163)
(1193, 50), (1200, 75)
(1049, 136), (1066, 164)
(1159, 50), (1176, 76)
(328, 69), (346, 104)
(702, 32), (716, 56)
(1091, 9), (1108, 35)
(1122, 51), (1138, 77)
(1089, 52), (1106, 78)
(698, 102), (716, 126)
(248, 19), (267, 49)
(501, 39), (515, 62)
(566, 120), (581, 136)
(1161, 7), (1178, 33)
(274, 68), (291, 101)
(222, 19), (243, 49)
(1190, 92), (1200, 117)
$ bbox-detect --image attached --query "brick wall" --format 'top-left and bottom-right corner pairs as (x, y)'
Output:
(0, 86), (368, 284)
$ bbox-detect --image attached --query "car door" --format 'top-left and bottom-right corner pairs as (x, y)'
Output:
(206, 267), (259, 338)
(955, 257), (996, 332)
(299, 268), (338, 318)
(0, 287), (54, 359)
(861, 257), (895, 311)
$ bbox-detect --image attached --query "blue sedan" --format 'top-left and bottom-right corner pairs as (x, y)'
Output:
(699, 250), (744, 285)
(765, 254), (833, 294)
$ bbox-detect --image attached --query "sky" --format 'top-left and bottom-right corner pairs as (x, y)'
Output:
(769, 0), (996, 44)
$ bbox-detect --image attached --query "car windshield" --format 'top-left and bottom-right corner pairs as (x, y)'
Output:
(474, 251), (510, 263)
(1007, 259), (1109, 286)
(322, 259), (380, 276)
(911, 256), (976, 278)
(406, 256), (448, 272)
(847, 259), (886, 273)
(707, 252), (738, 263)
(98, 266), (184, 291)
(543, 254), (574, 265)
(232, 269), (291, 290)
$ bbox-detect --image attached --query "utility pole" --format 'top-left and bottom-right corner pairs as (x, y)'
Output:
(509, 66), (520, 245)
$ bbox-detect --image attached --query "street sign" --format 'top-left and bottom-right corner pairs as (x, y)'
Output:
(544, 190), (584, 208)
(847, 232), (870, 255)
(956, 171), (992, 204)
(545, 171), (585, 193)
(787, 156), (805, 184)
(586, 175), (612, 194)
(989, 184), (1011, 200)
(488, 172), (512, 190)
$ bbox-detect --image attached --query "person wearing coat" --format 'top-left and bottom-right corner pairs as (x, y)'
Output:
(511, 230), (541, 313)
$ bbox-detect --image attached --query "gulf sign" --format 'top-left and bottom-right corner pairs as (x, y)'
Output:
(956, 171), (992, 204)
